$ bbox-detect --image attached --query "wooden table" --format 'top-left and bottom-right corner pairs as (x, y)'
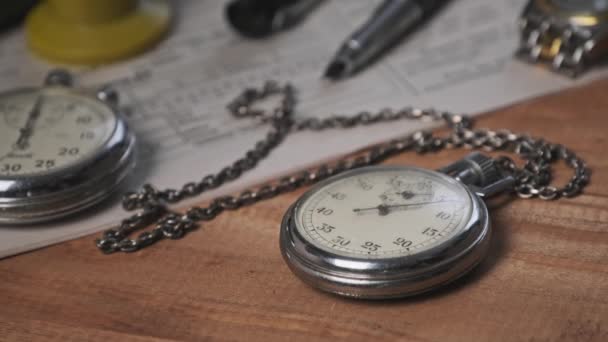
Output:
(1, 79), (607, 342)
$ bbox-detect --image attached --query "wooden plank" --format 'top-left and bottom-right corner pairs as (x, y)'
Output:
(1, 79), (607, 342)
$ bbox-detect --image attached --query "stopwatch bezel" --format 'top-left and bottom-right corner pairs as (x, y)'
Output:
(280, 165), (491, 299)
(0, 86), (136, 224)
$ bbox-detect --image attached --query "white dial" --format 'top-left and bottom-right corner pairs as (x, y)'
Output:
(0, 88), (117, 177)
(294, 167), (473, 259)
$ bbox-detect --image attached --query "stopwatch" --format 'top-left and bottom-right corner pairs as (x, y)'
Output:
(280, 153), (515, 299)
(0, 70), (136, 224)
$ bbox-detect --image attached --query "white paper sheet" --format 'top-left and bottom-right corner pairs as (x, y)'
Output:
(0, 0), (605, 258)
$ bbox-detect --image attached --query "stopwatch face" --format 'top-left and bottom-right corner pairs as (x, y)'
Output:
(293, 167), (473, 260)
(0, 88), (117, 177)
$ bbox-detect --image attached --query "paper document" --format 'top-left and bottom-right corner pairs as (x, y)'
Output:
(0, 0), (605, 258)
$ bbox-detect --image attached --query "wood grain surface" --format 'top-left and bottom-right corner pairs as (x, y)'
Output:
(1, 79), (608, 342)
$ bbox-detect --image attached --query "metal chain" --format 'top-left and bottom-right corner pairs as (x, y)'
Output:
(96, 80), (590, 254)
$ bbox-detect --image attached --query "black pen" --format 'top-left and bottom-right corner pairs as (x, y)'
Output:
(226, 0), (325, 39)
(324, 0), (447, 80)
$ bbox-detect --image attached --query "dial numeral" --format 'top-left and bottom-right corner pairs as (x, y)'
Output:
(393, 237), (413, 248)
(80, 131), (95, 140)
(317, 223), (335, 233)
(361, 241), (381, 252)
(357, 178), (373, 191)
(436, 211), (451, 220)
(330, 192), (346, 200)
(58, 147), (80, 156)
(35, 160), (56, 169)
(331, 236), (350, 246)
(1, 163), (21, 173)
(316, 207), (334, 215)
(422, 227), (439, 236)
(76, 116), (92, 124)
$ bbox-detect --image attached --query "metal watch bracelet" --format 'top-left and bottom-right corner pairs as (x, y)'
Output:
(517, 12), (594, 76)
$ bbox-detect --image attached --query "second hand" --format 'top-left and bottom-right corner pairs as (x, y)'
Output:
(14, 94), (44, 150)
(353, 199), (457, 216)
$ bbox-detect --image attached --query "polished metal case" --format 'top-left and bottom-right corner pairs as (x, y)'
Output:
(279, 166), (491, 299)
(0, 86), (136, 224)
(518, 0), (608, 76)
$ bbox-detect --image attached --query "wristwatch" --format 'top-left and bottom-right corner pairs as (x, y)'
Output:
(517, 0), (608, 76)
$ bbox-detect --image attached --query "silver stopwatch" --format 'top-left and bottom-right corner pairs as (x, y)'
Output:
(280, 153), (515, 299)
(0, 70), (136, 224)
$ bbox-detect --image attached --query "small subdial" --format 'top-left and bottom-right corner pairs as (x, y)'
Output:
(379, 175), (435, 206)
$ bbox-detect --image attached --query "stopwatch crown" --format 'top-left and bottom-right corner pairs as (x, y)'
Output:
(439, 152), (501, 187)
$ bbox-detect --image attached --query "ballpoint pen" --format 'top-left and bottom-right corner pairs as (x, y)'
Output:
(324, 0), (447, 80)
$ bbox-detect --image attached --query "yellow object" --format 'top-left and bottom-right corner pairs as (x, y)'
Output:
(25, 0), (171, 65)
(540, 38), (562, 60)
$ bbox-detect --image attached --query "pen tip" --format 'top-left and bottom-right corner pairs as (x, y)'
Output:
(323, 60), (348, 80)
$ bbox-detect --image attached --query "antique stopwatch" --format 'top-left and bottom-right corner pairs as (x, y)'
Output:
(280, 153), (514, 299)
(0, 70), (136, 224)
(518, 0), (608, 76)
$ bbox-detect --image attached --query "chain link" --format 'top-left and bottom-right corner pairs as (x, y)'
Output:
(96, 81), (590, 254)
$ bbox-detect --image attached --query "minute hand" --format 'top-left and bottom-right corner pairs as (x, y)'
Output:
(353, 199), (456, 214)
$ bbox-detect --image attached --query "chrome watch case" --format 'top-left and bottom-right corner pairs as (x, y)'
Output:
(0, 71), (136, 224)
(517, 0), (608, 76)
(279, 153), (514, 299)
